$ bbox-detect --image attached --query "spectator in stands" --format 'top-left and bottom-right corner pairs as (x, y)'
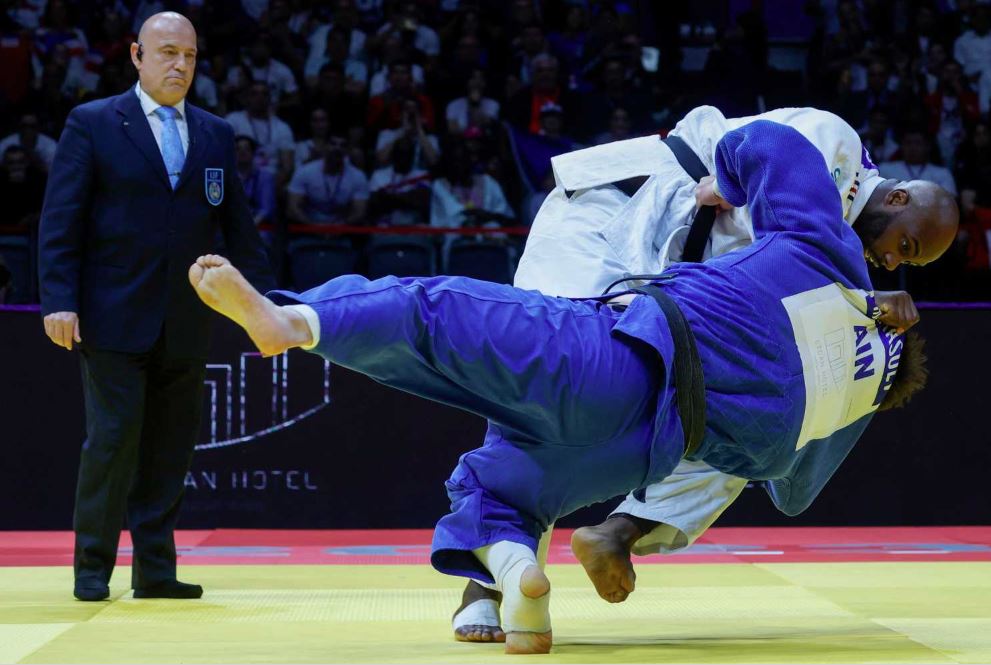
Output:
(860, 108), (900, 164)
(366, 60), (435, 133)
(368, 134), (432, 227)
(953, 4), (991, 82)
(307, 63), (366, 140)
(594, 106), (634, 145)
(0, 113), (57, 172)
(924, 59), (980, 164)
(505, 53), (578, 135)
(33, 0), (89, 83)
(225, 80), (296, 182)
(701, 10), (768, 117)
(294, 107), (330, 168)
(88, 11), (133, 65)
(189, 43), (220, 111)
(88, 58), (132, 101)
(353, 0), (385, 31)
(446, 68), (500, 135)
(581, 57), (650, 139)
(438, 4), (487, 50)
(367, 30), (424, 96)
(536, 101), (576, 149)
(228, 30), (301, 113)
(506, 0), (542, 36)
(375, 1), (441, 59)
(5, 0), (42, 30)
(430, 139), (513, 231)
(305, 0), (367, 73)
(820, 0), (875, 94)
(0, 5), (34, 108)
(917, 41), (949, 95)
(235, 135), (277, 229)
(287, 131), (369, 226)
(256, 0), (307, 76)
(375, 97), (440, 170)
(29, 57), (75, 134)
(955, 120), (991, 208)
(879, 129), (957, 196)
(431, 32), (488, 102)
(900, 4), (941, 61)
(509, 23), (548, 86)
(979, 67), (991, 115)
(451, 33), (487, 77)
(0, 145), (47, 227)
(304, 24), (368, 93)
(547, 2), (587, 79)
(834, 58), (897, 131)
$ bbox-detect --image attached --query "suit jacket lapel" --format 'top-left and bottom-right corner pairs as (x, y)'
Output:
(114, 91), (171, 191)
(176, 104), (209, 192)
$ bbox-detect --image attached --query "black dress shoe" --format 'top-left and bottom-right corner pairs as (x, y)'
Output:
(74, 582), (110, 601)
(133, 580), (203, 599)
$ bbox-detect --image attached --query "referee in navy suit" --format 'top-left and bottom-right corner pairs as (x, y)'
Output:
(38, 12), (275, 601)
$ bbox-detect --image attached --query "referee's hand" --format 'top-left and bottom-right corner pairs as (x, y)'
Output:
(44, 311), (81, 350)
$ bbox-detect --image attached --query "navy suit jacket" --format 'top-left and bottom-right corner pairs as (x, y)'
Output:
(39, 88), (275, 358)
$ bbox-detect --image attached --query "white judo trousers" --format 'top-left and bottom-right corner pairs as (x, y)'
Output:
(513, 105), (884, 554)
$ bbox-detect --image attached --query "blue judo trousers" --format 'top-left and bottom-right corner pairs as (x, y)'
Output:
(270, 274), (686, 581)
(269, 121), (903, 583)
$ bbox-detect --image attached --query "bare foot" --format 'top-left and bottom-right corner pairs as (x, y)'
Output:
(188, 255), (311, 356)
(452, 581), (504, 643)
(504, 565), (552, 654)
(572, 523), (637, 603)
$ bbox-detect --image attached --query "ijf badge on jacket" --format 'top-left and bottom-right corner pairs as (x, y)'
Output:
(205, 168), (224, 206)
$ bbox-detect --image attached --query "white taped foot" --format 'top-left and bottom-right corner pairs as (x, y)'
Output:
(473, 541), (551, 634)
(452, 598), (501, 631)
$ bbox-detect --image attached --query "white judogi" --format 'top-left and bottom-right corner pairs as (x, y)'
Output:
(514, 106), (885, 555)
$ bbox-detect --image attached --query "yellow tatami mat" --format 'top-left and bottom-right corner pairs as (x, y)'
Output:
(2, 562), (990, 663)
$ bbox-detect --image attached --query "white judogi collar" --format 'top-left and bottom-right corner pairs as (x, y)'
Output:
(847, 171), (885, 224)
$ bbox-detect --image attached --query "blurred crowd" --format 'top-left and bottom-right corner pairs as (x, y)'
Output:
(0, 0), (989, 303)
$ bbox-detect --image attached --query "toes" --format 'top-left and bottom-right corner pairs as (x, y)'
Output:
(455, 624), (505, 643)
(188, 262), (204, 287)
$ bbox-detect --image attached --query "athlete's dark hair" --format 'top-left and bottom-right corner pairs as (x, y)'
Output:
(878, 331), (928, 411)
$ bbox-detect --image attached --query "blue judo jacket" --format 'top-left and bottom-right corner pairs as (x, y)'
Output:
(615, 120), (903, 516)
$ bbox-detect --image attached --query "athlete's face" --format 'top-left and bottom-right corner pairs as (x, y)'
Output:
(857, 184), (957, 271)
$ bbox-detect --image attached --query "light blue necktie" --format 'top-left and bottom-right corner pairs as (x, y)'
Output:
(153, 106), (185, 189)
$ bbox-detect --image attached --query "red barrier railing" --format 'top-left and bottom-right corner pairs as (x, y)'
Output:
(260, 224), (530, 236)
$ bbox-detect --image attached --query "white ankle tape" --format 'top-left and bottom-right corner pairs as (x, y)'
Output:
(452, 598), (501, 631)
(473, 541), (550, 634)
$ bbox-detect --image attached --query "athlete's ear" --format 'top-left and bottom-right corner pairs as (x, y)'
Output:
(886, 188), (910, 207)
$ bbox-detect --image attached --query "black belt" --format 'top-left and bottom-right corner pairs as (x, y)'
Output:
(631, 282), (705, 480)
(611, 135), (715, 264)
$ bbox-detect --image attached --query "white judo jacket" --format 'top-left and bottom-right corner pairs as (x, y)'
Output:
(517, 106), (883, 297)
(514, 106), (885, 554)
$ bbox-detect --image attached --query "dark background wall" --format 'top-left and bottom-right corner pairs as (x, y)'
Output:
(1, 305), (989, 530)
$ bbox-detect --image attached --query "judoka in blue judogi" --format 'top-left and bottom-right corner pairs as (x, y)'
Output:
(187, 120), (955, 654)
